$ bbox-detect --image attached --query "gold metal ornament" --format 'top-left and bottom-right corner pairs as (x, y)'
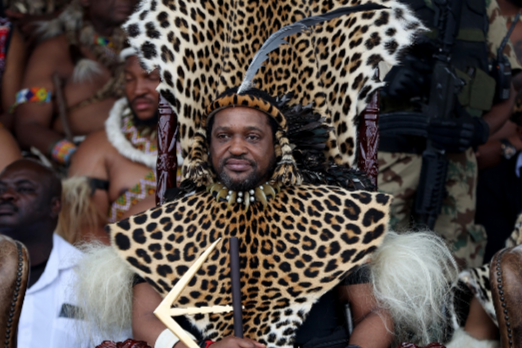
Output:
(153, 238), (234, 348)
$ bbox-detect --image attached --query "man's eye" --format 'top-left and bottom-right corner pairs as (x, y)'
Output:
(17, 187), (34, 193)
(217, 134), (229, 139)
(247, 134), (259, 141)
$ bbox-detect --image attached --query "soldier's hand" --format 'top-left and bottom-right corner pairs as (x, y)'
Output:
(210, 336), (265, 348)
(382, 55), (431, 100)
(427, 116), (489, 153)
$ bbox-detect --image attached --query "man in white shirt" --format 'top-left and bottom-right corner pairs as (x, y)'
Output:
(0, 159), (89, 347)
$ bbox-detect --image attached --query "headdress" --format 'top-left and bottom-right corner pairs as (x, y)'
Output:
(124, 0), (423, 189)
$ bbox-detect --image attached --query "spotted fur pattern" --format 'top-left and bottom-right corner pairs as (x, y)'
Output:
(123, 0), (423, 168)
(459, 266), (497, 326)
(107, 185), (391, 347)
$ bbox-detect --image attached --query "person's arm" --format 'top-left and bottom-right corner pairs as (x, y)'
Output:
(133, 282), (265, 348)
(476, 121), (522, 170)
(0, 127), (21, 172)
(0, 28), (25, 130)
(464, 297), (498, 340)
(482, 83), (517, 135)
(340, 283), (393, 348)
(67, 131), (111, 243)
(14, 37), (65, 153)
(121, 194), (156, 219)
(133, 282), (170, 345)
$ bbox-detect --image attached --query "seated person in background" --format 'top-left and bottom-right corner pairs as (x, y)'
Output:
(476, 110), (522, 261)
(3, 0), (71, 50)
(60, 48), (181, 244)
(0, 159), (128, 347)
(14, 0), (136, 167)
(0, 126), (21, 172)
(0, 3), (26, 131)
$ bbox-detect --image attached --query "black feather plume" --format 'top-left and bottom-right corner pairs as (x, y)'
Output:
(237, 3), (387, 94)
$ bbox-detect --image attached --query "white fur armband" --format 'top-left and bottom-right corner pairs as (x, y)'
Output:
(155, 328), (196, 348)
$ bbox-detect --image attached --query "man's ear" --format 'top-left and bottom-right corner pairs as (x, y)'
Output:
(50, 197), (61, 219)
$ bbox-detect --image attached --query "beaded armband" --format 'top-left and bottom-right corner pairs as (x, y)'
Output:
(51, 139), (77, 165)
(9, 87), (52, 113)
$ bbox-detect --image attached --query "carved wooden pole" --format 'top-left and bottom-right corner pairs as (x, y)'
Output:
(357, 89), (379, 189)
(156, 95), (178, 206)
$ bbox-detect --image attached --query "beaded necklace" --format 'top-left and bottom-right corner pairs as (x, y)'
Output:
(206, 182), (280, 210)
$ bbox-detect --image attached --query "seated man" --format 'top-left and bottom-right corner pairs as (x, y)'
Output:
(75, 2), (458, 348)
(61, 48), (181, 244)
(14, 0), (136, 167)
(0, 159), (129, 347)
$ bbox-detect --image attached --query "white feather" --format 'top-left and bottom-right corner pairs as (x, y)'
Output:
(73, 243), (134, 343)
(369, 231), (459, 345)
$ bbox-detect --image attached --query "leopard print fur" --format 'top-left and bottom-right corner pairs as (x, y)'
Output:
(123, 0), (423, 169)
(107, 185), (391, 347)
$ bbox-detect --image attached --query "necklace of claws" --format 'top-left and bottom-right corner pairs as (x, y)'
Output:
(206, 182), (281, 210)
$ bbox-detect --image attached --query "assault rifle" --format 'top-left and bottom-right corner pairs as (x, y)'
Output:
(413, 0), (464, 229)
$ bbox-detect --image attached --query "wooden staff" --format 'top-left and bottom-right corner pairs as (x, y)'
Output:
(156, 95), (178, 205)
(52, 73), (74, 142)
(229, 237), (243, 337)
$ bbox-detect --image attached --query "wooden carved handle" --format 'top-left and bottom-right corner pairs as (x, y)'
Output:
(357, 88), (379, 189)
(156, 96), (178, 205)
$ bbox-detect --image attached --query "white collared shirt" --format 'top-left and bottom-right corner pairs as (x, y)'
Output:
(516, 151), (522, 178)
(17, 233), (88, 348)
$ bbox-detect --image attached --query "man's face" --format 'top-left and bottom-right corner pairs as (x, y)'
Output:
(210, 107), (276, 191)
(124, 56), (160, 121)
(0, 166), (54, 230)
(85, 0), (137, 26)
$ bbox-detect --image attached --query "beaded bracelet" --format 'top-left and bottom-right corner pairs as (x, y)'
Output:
(51, 139), (77, 165)
(9, 87), (52, 113)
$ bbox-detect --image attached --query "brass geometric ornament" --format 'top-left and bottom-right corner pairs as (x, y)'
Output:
(153, 238), (234, 348)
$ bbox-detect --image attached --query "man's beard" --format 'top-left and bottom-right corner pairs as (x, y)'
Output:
(127, 97), (159, 127)
(213, 154), (277, 191)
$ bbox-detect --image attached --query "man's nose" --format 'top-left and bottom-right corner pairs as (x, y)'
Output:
(0, 187), (16, 201)
(134, 80), (149, 96)
(228, 136), (247, 155)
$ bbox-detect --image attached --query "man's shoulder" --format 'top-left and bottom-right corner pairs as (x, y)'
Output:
(75, 130), (113, 158)
(33, 35), (70, 57)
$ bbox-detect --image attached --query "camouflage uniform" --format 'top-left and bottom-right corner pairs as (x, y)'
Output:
(378, 0), (521, 269)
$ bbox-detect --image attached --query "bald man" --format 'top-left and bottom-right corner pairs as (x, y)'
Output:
(0, 159), (120, 347)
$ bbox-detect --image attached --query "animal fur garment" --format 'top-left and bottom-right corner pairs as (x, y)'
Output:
(123, 0), (424, 168)
(445, 328), (499, 348)
(369, 231), (458, 345)
(73, 243), (134, 343)
(107, 186), (392, 348)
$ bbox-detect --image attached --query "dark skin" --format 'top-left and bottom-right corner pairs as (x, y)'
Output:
(133, 108), (393, 348)
(68, 55), (160, 244)
(14, 0), (137, 155)
(0, 127), (21, 172)
(0, 28), (26, 130)
(0, 159), (62, 287)
(209, 107), (276, 190)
